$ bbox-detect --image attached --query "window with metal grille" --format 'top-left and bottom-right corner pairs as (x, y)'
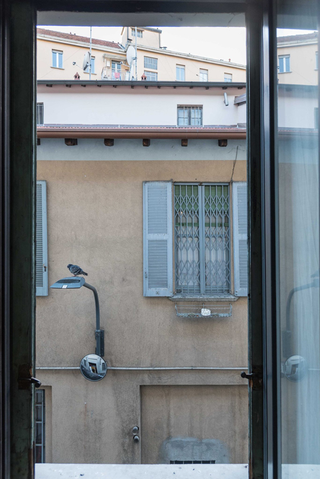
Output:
(224, 72), (232, 82)
(174, 184), (230, 295)
(278, 55), (290, 73)
(144, 56), (158, 70)
(37, 103), (44, 125)
(144, 70), (158, 81)
(177, 106), (203, 126)
(35, 390), (45, 463)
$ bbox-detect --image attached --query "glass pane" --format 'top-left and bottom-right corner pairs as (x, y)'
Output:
(35, 404), (42, 421)
(277, 1), (320, 475)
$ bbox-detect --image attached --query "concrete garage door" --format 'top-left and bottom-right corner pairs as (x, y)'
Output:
(141, 385), (248, 464)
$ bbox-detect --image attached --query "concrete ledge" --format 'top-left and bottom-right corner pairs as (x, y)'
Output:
(35, 464), (320, 478)
(36, 464), (249, 479)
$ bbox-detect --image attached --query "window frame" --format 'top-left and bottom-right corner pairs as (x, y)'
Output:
(224, 72), (232, 82)
(174, 182), (231, 296)
(144, 70), (158, 81)
(3, 1), (290, 478)
(176, 64), (185, 81)
(35, 390), (45, 463)
(278, 54), (290, 73)
(51, 49), (63, 69)
(144, 56), (158, 70)
(199, 68), (208, 81)
(177, 105), (203, 126)
(36, 102), (44, 125)
(131, 28), (143, 38)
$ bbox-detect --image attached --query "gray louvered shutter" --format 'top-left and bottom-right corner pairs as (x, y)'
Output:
(233, 182), (248, 296)
(36, 181), (48, 296)
(143, 182), (173, 297)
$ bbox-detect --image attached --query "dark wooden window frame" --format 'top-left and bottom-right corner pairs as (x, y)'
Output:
(2, 0), (307, 477)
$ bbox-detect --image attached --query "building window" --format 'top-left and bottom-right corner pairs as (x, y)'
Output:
(35, 390), (45, 463)
(316, 51), (318, 70)
(36, 181), (48, 296)
(176, 65), (185, 81)
(112, 61), (121, 80)
(224, 72), (232, 82)
(36, 103), (44, 125)
(52, 50), (63, 69)
(144, 56), (158, 70)
(144, 70), (158, 81)
(278, 55), (290, 73)
(143, 181), (247, 298)
(199, 69), (208, 81)
(131, 28), (143, 38)
(90, 56), (95, 74)
(177, 106), (203, 126)
(174, 184), (230, 295)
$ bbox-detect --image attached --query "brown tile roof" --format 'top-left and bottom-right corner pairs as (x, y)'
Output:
(37, 124), (246, 139)
(37, 28), (122, 50)
(277, 32), (318, 44)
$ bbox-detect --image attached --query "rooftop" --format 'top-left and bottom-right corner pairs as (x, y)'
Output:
(37, 28), (122, 50)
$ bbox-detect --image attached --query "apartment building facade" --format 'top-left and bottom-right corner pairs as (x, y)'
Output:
(35, 80), (248, 464)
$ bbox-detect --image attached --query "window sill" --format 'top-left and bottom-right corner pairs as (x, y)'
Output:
(169, 294), (238, 302)
(51, 66), (64, 70)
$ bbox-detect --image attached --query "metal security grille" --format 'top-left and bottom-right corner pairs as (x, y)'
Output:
(177, 106), (202, 126)
(35, 389), (45, 463)
(174, 184), (230, 295)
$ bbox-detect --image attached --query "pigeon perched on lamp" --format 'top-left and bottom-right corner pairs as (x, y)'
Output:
(67, 264), (88, 276)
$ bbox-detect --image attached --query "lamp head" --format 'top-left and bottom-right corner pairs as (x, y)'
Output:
(50, 277), (85, 289)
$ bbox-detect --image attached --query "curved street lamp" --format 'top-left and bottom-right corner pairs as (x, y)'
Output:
(50, 276), (104, 357)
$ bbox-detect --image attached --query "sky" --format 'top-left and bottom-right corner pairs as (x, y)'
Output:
(39, 25), (316, 67)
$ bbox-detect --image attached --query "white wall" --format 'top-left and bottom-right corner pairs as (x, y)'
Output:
(37, 85), (246, 126)
(37, 138), (246, 162)
(278, 90), (318, 129)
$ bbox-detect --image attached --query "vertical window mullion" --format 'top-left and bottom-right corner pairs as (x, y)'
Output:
(199, 186), (205, 294)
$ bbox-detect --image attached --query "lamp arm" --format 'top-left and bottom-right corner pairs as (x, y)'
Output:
(83, 282), (100, 331)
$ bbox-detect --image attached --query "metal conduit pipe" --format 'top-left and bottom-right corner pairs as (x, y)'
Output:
(36, 366), (248, 371)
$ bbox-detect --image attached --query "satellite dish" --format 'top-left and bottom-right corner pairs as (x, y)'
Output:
(83, 51), (91, 71)
(126, 45), (136, 65)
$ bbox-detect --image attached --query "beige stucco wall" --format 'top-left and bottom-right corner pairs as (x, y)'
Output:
(37, 35), (246, 83)
(122, 27), (161, 49)
(37, 38), (127, 81)
(277, 43), (318, 85)
(36, 158), (248, 464)
(138, 48), (246, 82)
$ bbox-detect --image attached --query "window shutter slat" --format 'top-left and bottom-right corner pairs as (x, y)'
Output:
(36, 181), (48, 296)
(143, 182), (173, 297)
(233, 182), (248, 296)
